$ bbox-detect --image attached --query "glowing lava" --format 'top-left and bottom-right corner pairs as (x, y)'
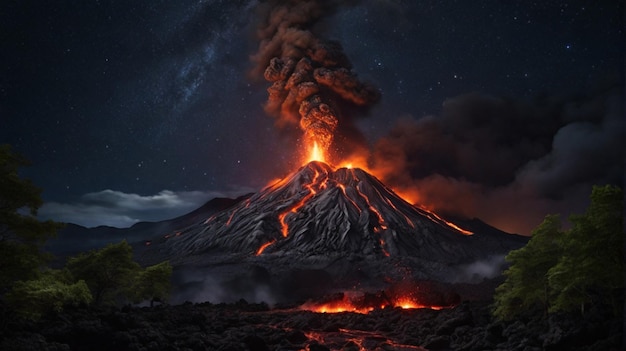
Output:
(255, 240), (275, 255)
(300, 293), (450, 314)
(277, 167), (324, 237)
(306, 141), (325, 163)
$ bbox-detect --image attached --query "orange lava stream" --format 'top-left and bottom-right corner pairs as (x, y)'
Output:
(255, 240), (275, 255)
(278, 169), (323, 237)
(336, 183), (361, 212)
(418, 206), (473, 236)
(225, 209), (237, 226)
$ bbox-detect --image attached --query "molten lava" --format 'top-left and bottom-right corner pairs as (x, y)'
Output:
(307, 141), (325, 163)
(299, 292), (450, 314)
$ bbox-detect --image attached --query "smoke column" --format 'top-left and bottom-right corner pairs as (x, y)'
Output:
(251, 0), (379, 160)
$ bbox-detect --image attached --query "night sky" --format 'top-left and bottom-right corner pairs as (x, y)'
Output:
(1, 1), (623, 234)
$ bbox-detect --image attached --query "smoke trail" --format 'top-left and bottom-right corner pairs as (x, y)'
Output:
(251, 0), (379, 159)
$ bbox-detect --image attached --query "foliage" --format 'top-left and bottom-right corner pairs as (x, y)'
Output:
(130, 261), (173, 305)
(5, 269), (92, 320)
(494, 185), (624, 320)
(548, 185), (624, 314)
(67, 241), (173, 306)
(493, 214), (564, 320)
(67, 240), (142, 305)
(0, 144), (63, 289)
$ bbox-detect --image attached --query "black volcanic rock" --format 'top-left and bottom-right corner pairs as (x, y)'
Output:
(2, 301), (620, 351)
(139, 162), (526, 301)
(156, 162), (516, 261)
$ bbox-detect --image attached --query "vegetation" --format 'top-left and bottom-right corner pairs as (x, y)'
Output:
(0, 144), (172, 320)
(494, 185), (624, 320)
(0, 144), (63, 290)
(131, 261), (173, 306)
(67, 241), (172, 306)
(5, 269), (92, 320)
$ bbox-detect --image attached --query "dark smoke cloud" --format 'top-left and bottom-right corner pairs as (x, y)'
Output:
(251, 0), (379, 158)
(372, 83), (624, 235)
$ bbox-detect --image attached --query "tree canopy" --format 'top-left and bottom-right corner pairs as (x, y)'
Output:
(6, 269), (92, 320)
(0, 144), (63, 289)
(1, 144), (172, 320)
(67, 241), (172, 306)
(494, 185), (624, 320)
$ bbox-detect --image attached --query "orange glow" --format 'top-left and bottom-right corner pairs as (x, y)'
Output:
(278, 169), (322, 237)
(301, 299), (374, 314)
(338, 155), (370, 172)
(394, 297), (445, 310)
(225, 209), (237, 226)
(255, 240), (275, 255)
(417, 205), (474, 236)
(300, 293), (449, 314)
(307, 141), (325, 163)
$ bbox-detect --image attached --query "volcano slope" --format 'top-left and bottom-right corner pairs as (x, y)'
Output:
(141, 161), (526, 303)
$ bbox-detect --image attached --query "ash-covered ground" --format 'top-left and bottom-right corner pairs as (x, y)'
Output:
(1, 298), (621, 351)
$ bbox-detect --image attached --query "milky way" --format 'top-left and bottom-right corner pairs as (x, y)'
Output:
(0, 0), (622, 232)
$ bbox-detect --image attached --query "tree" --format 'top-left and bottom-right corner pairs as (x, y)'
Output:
(0, 144), (63, 290)
(67, 241), (141, 305)
(130, 261), (173, 306)
(493, 214), (564, 320)
(548, 185), (623, 314)
(493, 185), (624, 320)
(5, 269), (92, 320)
(66, 241), (173, 306)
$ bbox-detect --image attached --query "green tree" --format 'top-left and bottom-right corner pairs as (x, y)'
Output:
(548, 185), (623, 314)
(6, 269), (92, 320)
(131, 261), (173, 306)
(67, 241), (173, 306)
(494, 185), (624, 320)
(493, 214), (564, 320)
(66, 240), (141, 305)
(0, 144), (63, 290)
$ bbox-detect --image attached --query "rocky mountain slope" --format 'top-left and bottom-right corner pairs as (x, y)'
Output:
(137, 162), (527, 303)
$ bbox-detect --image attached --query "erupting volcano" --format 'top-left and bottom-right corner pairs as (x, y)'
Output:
(139, 0), (528, 308)
(169, 160), (475, 260)
(143, 157), (526, 305)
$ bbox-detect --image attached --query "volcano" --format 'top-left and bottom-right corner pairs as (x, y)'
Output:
(141, 162), (526, 303)
(165, 161), (486, 259)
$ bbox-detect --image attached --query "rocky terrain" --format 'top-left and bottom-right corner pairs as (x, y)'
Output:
(133, 162), (527, 303)
(1, 298), (621, 351)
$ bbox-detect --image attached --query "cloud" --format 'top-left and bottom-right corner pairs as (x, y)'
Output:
(38, 188), (252, 228)
(371, 83), (624, 235)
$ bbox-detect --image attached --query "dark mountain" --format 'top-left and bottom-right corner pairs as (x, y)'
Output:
(45, 195), (250, 264)
(137, 162), (527, 302)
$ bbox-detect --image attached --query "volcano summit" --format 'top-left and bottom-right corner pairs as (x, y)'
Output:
(141, 162), (526, 302)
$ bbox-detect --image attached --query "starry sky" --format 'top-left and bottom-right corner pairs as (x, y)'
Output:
(1, 0), (623, 234)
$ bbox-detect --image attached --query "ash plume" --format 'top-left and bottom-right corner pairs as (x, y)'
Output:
(371, 83), (624, 235)
(251, 0), (380, 158)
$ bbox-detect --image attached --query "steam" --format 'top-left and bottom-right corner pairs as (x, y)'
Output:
(452, 255), (507, 283)
(371, 84), (624, 234)
(252, 0), (379, 158)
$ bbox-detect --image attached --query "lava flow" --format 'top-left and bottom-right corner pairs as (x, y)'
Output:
(299, 291), (450, 314)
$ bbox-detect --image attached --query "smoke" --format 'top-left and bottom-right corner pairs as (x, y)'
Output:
(171, 265), (278, 305)
(452, 255), (507, 284)
(371, 83), (624, 235)
(251, 0), (379, 159)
